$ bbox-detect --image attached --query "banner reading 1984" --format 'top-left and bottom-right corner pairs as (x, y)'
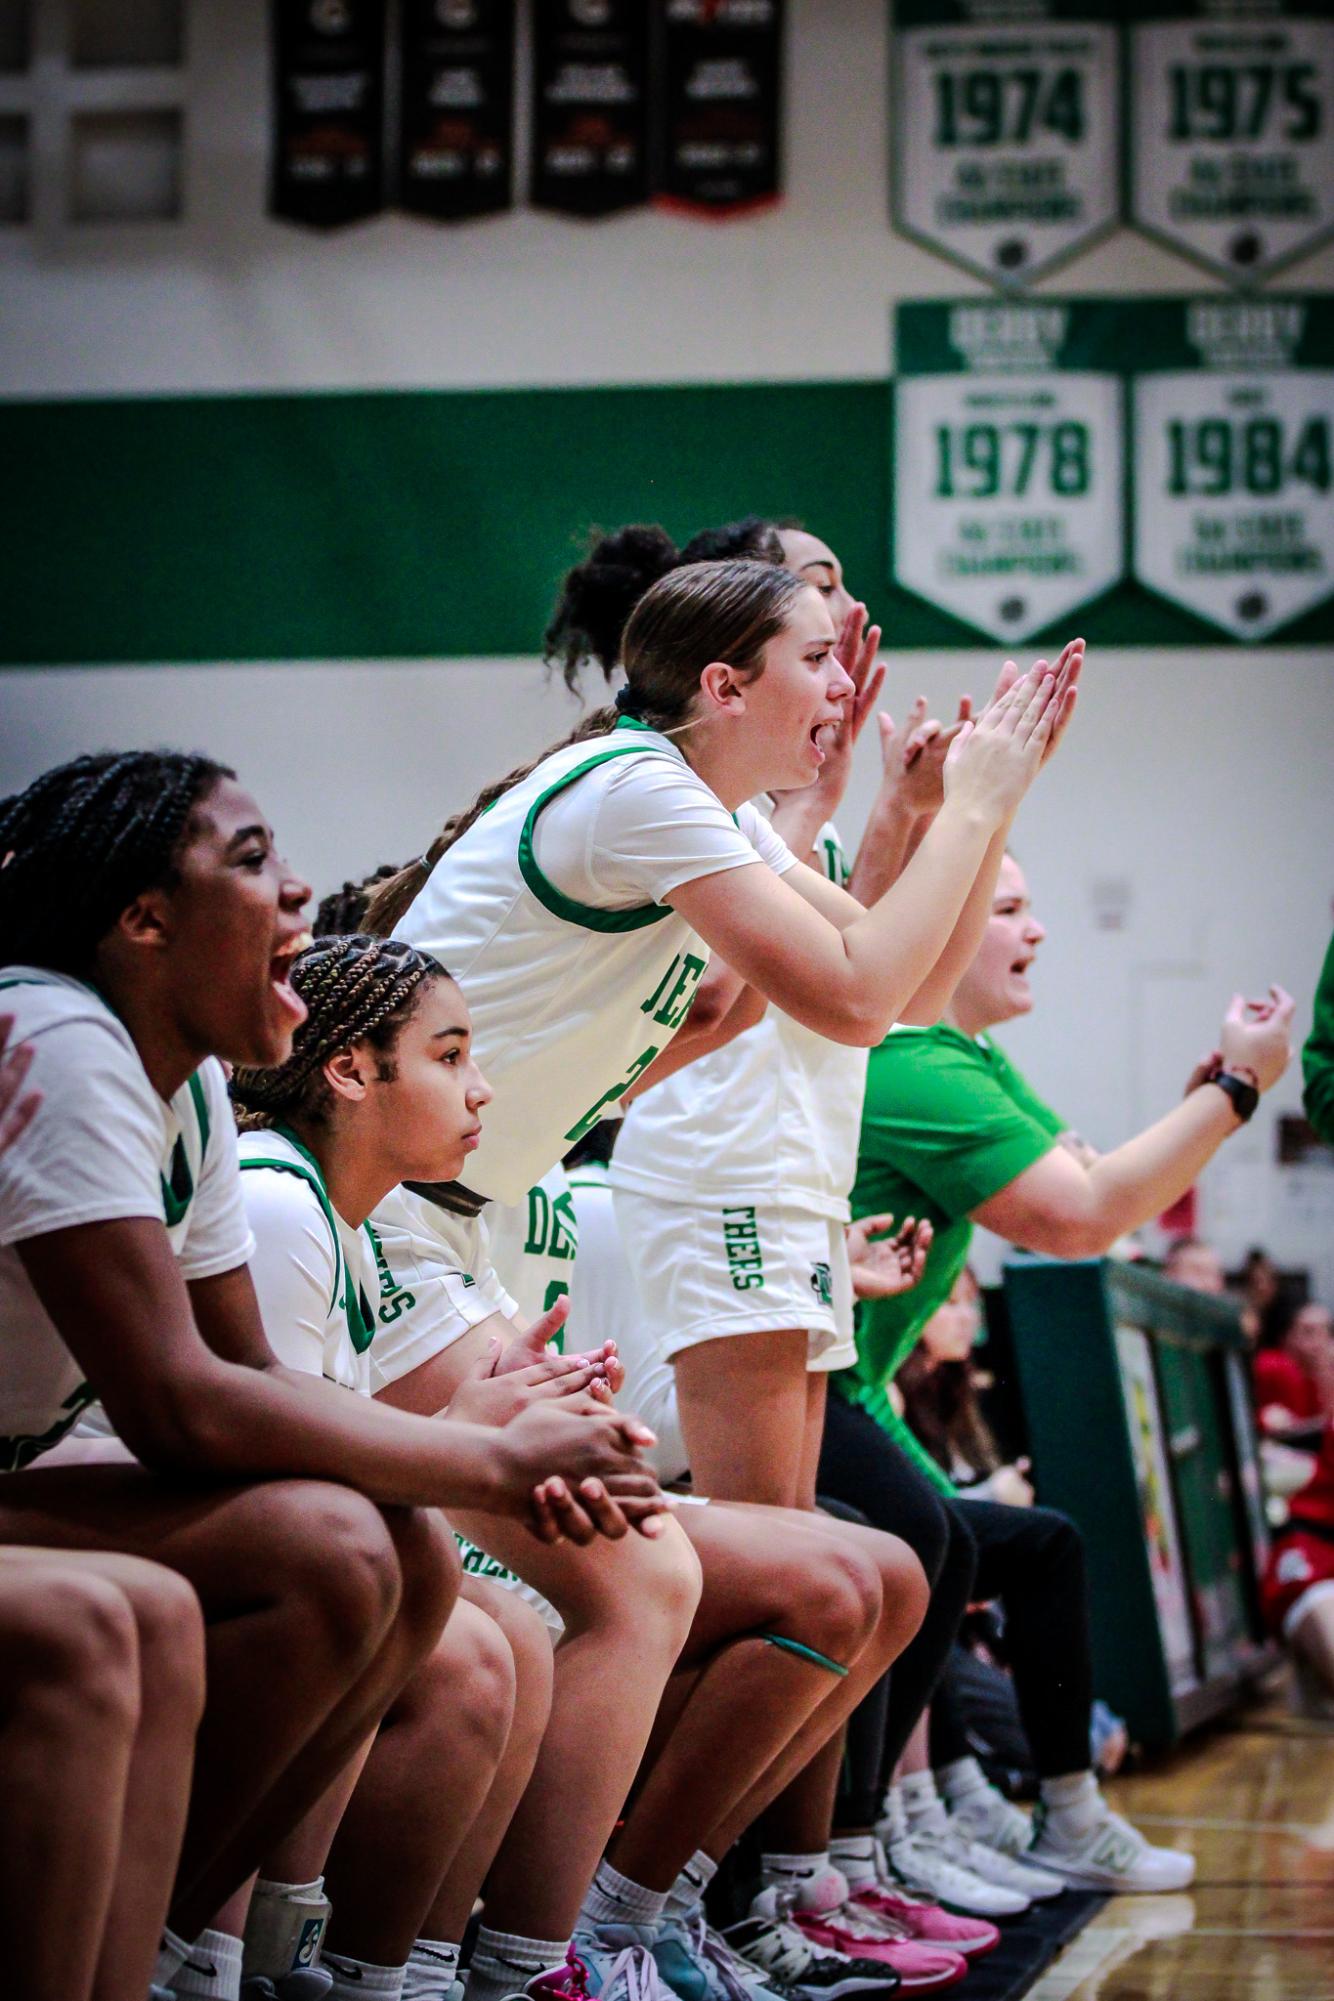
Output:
(1132, 297), (1333, 638)
(890, 297), (1334, 646)
(1129, 0), (1334, 284)
(893, 301), (1124, 643)
(891, 0), (1121, 288)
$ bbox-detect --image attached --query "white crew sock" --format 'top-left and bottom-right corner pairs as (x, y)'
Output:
(899, 1769), (948, 1836)
(1038, 1770), (1101, 1842)
(466, 1926), (569, 2001)
(937, 1756), (991, 1807)
(324, 1954), (406, 2001)
(665, 1850), (718, 1921)
(581, 1857), (669, 1930)
(759, 1851), (848, 1915)
(878, 1785), (908, 1846)
(169, 1929), (244, 2001)
(154, 1928), (195, 1987)
(829, 1834), (878, 1889)
(404, 1937), (461, 2000)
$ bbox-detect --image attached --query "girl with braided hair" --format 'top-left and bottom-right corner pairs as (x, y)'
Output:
(233, 941), (927, 2001)
(0, 750), (667, 1999)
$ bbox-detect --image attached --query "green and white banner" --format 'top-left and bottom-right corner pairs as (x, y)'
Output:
(892, 296), (1334, 645)
(891, 0), (1121, 287)
(1128, 1), (1334, 285)
(893, 301), (1125, 642)
(1131, 297), (1333, 638)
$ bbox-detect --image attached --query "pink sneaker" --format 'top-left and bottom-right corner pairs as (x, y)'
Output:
(791, 1912), (967, 1994)
(846, 1885), (1000, 1961)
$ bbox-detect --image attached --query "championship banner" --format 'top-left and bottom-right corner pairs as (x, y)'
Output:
(531, 1), (650, 218)
(398, 0), (515, 221)
(890, 0), (1120, 288)
(654, 0), (785, 215)
(1128, 1), (1334, 285)
(892, 301), (1125, 644)
(269, 0), (386, 230)
(1131, 297), (1334, 639)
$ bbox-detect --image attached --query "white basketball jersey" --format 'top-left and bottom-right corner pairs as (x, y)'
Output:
(611, 823), (869, 1222)
(394, 724), (722, 1204)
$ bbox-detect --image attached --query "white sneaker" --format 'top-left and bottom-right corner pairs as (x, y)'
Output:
(944, 1784), (1034, 1861)
(940, 1820), (1065, 1903)
(881, 1826), (1030, 1919)
(1028, 1801), (1197, 1892)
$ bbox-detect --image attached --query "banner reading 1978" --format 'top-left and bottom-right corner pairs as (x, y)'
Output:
(893, 301), (1125, 643)
(891, 0), (1121, 288)
(1129, 0), (1334, 284)
(890, 297), (1334, 646)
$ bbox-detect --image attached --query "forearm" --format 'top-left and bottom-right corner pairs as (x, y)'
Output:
(1081, 1087), (1242, 1249)
(899, 818), (1014, 1027)
(846, 795), (920, 908)
(125, 1360), (508, 1511)
(840, 798), (996, 1037)
(624, 984), (766, 1099)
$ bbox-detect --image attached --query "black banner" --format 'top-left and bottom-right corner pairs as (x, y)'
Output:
(269, 0), (386, 229)
(398, 0), (515, 221)
(531, 1), (651, 218)
(654, 0), (785, 215)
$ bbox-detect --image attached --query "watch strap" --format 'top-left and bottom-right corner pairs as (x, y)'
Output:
(1210, 1070), (1259, 1123)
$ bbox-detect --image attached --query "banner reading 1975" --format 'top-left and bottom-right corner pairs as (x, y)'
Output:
(890, 297), (1334, 646)
(891, 0), (1121, 288)
(1129, 0), (1334, 284)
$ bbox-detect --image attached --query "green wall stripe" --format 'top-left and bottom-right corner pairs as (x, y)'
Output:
(0, 381), (891, 667)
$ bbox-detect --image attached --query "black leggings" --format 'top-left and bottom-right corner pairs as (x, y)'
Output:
(818, 1393), (1093, 1821)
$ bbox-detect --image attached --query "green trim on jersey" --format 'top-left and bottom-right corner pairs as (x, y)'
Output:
(239, 1125), (377, 1354)
(516, 724), (679, 933)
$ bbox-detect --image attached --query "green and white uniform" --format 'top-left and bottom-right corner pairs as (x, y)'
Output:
(609, 822), (866, 1376)
(487, 1165), (579, 1331)
(367, 720), (797, 1390)
(238, 1127), (383, 1393)
(567, 1160), (690, 1485)
(0, 968), (252, 1471)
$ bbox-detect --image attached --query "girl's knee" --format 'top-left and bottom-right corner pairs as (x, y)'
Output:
(799, 1538), (884, 1661)
(23, 1575), (142, 1736)
(424, 1600), (517, 1763)
(116, 1563), (207, 1724)
(261, 1481), (406, 1660)
(387, 1507), (463, 1658)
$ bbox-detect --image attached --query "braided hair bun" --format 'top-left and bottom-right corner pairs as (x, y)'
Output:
(544, 524), (681, 691)
(231, 933), (445, 1129)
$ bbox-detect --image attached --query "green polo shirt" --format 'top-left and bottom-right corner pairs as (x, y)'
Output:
(835, 1023), (1065, 1494)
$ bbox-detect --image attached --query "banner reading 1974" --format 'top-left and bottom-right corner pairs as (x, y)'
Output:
(891, 0), (1121, 288)
(1132, 297), (1333, 639)
(1129, 0), (1334, 285)
(892, 301), (1124, 643)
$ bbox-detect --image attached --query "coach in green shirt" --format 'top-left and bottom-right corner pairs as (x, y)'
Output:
(816, 852), (1294, 1898)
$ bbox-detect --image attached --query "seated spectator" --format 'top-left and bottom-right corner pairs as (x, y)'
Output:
(1261, 1417), (1334, 1720)
(1162, 1237), (1226, 1297)
(895, 1268), (1033, 1507)
(1254, 1299), (1334, 1435)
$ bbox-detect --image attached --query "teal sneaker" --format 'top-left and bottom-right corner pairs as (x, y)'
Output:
(652, 1905), (797, 2001)
(531, 1927), (677, 2001)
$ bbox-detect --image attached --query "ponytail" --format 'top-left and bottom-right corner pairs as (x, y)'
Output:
(369, 556), (806, 936)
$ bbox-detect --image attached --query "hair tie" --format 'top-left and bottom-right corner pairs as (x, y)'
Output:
(615, 684), (643, 719)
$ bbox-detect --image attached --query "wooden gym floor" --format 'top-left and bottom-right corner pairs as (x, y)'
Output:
(1027, 1687), (1334, 1999)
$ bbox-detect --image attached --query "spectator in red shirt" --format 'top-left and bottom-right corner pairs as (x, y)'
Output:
(1253, 1300), (1334, 1434)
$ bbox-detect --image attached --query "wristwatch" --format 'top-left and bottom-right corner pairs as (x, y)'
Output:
(1209, 1069), (1260, 1123)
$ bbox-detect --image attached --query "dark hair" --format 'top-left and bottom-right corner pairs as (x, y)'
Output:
(315, 864), (404, 938)
(563, 1117), (621, 1172)
(544, 516), (783, 692)
(0, 750), (233, 977)
(366, 557), (807, 936)
(230, 933), (445, 1130)
(896, 1349), (1001, 1482)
